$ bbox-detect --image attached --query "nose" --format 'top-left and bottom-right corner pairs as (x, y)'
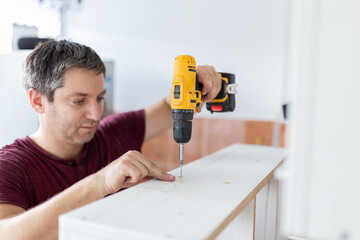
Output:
(86, 99), (103, 121)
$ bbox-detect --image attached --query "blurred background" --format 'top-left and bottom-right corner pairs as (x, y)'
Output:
(0, 0), (359, 239)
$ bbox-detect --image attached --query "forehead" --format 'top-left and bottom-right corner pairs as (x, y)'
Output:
(61, 67), (105, 92)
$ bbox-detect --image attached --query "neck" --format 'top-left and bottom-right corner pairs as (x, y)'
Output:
(30, 128), (83, 161)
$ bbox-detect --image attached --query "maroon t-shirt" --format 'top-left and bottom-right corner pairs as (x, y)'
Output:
(0, 109), (145, 210)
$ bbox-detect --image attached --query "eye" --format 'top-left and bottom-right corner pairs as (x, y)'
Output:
(97, 97), (105, 103)
(73, 100), (85, 105)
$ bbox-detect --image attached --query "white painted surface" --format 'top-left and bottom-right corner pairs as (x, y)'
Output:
(64, 0), (290, 121)
(284, 0), (360, 239)
(217, 199), (255, 240)
(308, 1), (360, 237)
(255, 178), (278, 240)
(59, 144), (287, 240)
(0, 53), (38, 148)
(0, 0), (61, 54)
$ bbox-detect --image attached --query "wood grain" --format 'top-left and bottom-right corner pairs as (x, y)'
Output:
(59, 144), (287, 240)
(217, 199), (255, 240)
(254, 178), (279, 240)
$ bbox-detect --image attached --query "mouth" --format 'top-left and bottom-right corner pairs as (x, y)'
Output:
(80, 125), (97, 131)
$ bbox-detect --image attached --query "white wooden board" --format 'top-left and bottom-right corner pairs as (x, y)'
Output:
(255, 178), (279, 240)
(59, 144), (287, 240)
(217, 199), (255, 240)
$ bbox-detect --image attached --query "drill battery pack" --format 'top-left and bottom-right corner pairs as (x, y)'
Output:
(206, 72), (237, 113)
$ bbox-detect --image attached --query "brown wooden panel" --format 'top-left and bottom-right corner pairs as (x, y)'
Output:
(206, 118), (245, 155)
(278, 123), (287, 147)
(141, 130), (170, 170)
(244, 121), (274, 146)
(142, 118), (287, 173)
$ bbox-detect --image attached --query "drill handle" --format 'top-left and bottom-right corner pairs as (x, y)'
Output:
(195, 78), (203, 91)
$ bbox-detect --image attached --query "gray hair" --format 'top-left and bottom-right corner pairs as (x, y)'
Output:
(22, 39), (106, 102)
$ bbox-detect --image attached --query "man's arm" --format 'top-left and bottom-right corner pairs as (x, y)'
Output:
(0, 173), (104, 239)
(144, 65), (222, 141)
(0, 204), (25, 219)
(144, 95), (172, 142)
(0, 151), (175, 240)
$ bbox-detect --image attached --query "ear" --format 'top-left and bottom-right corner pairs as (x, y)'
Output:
(28, 88), (46, 114)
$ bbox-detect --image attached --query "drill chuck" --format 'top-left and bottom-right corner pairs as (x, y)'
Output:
(172, 109), (193, 144)
(172, 109), (194, 143)
(173, 120), (192, 144)
(172, 109), (194, 121)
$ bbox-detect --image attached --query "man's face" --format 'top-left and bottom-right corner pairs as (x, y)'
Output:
(44, 67), (106, 146)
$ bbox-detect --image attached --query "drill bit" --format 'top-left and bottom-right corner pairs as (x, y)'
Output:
(179, 143), (184, 177)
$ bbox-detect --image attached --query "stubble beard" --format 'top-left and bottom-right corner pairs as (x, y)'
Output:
(48, 108), (99, 146)
(61, 121), (99, 145)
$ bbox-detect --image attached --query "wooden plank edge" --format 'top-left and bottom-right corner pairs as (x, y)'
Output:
(275, 179), (279, 240)
(206, 157), (286, 240)
(253, 196), (256, 240)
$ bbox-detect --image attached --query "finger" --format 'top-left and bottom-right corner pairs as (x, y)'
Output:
(203, 85), (219, 102)
(128, 158), (149, 181)
(133, 152), (175, 181)
(204, 76), (222, 102)
(150, 168), (176, 181)
(196, 102), (204, 113)
(145, 162), (175, 181)
(209, 66), (219, 79)
(122, 161), (145, 184)
(118, 152), (149, 184)
(199, 76), (212, 96)
(196, 65), (212, 95)
(204, 88), (218, 102)
(122, 179), (139, 189)
(197, 65), (222, 102)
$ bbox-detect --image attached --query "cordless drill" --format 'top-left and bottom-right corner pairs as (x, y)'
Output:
(170, 55), (237, 176)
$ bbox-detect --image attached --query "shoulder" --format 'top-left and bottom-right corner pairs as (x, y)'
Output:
(0, 138), (33, 209)
(0, 136), (47, 177)
(0, 137), (33, 170)
(0, 137), (32, 161)
(98, 109), (145, 130)
(96, 109), (145, 138)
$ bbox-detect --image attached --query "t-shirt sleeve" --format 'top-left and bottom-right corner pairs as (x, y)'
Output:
(0, 153), (28, 209)
(97, 109), (145, 159)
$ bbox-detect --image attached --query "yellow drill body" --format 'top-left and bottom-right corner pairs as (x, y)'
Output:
(171, 55), (202, 112)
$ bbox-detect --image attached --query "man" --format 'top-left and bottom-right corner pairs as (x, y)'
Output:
(0, 40), (221, 239)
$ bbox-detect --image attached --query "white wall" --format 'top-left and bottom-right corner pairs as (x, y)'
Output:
(0, 0), (60, 54)
(64, 0), (290, 121)
(0, 0), (290, 146)
(284, 0), (360, 239)
(0, 53), (39, 147)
